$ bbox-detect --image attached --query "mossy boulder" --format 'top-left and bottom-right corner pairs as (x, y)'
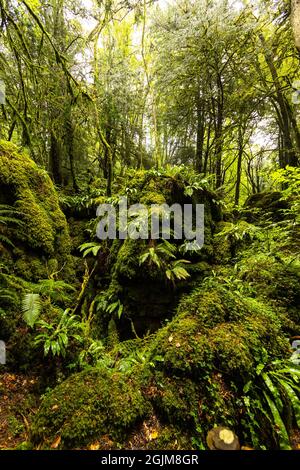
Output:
(0, 141), (73, 281)
(30, 368), (151, 449)
(243, 191), (290, 222)
(147, 285), (288, 378)
(244, 191), (287, 210)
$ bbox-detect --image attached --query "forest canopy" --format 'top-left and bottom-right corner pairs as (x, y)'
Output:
(0, 0), (299, 201)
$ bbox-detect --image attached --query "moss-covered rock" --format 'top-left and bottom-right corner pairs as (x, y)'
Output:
(147, 285), (288, 378)
(0, 140), (73, 281)
(30, 368), (151, 449)
(243, 191), (290, 222)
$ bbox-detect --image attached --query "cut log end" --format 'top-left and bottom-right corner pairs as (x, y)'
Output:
(207, 426), (240, 450)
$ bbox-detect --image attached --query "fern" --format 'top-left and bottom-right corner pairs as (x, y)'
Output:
(165, 260), (191, 283)
(0, 287), (19, 303)
(0, 204), (23, 247)
(140, 240), (191, 285)
(0, 204), (23, 224)
(0, 233), (15, 247)
(35, 279), (76, 303)
(0, 283), (19, 318)
(22, 293), (41, 328)
(79, 242), (102, 257)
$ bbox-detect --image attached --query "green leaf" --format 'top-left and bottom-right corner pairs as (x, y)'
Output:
(118, 303), (124, 319)
(22, 293), (41, 328)
(263, 391), (291, 450)
(262, 372), (283, 413)
(44, 340), (51, 356)
(276, 378), (300, 427)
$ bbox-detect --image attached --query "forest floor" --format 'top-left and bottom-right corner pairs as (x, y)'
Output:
(0, 372), (39, 449)
(290, 430), (300, 450)
(0, 371), (300, 450)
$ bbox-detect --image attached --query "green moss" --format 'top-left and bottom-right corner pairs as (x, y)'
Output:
(107, 318), (119, 349)
(13, 251), (48, 281)
(140, 191), (166, 205)
(29, 274), (292, 449)
(31, 368), (151, 448)
(244, 191), (289, 212)
(147, 424), (194, 450)
(239, 254), (300, 310)
(213, 222), (232, 263)
(0, 140), (73, 281)
(148, 314), (213, 374)
(112, 239), (143, 281)
(209, 323), (257, 373)
(146, 282), (289, 378)
(67, 218), (89, 250)
(149, 372), (200, 423)
(186, 261), (211, 277)
(178, 285), (249, 327)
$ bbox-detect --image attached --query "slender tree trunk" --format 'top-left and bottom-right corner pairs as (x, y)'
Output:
(65, 113), (79, 192)
(278, 131), (284, 168)
(215, 111), (223, 187)
(214, 73), (224, 188)
(235, 126), (244, 206)
(203, 118), (211, 175)
(49, 131), (63, 186)
(195, 91), (205, 173)
(104, 124), (113, 196)
(286, 99), (300, 154)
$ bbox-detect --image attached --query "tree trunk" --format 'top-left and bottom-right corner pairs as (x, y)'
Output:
(215, 112), (223, 188)
(65, 114), (80, 192)
(49, 131), (63, 186)
(259, 33), (298, 167)
(214, 73), (224, 188)
(235, 126), (243, 206)
(195, 90), (205, 173)
(291, 0), (300, 52)
(203, 117), (212, 175)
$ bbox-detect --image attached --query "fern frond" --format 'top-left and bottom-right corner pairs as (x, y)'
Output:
(22, 293), (41, 328)
(36, 279), (76, 294)
(0, 234), (15, 247)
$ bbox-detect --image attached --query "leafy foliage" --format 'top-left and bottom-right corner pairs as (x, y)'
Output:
(34, 309), (83, 358)
(139, 240), (191, 285)
(242, 358), (300, 449)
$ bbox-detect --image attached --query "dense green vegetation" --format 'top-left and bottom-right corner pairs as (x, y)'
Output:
(0, 0), (300, 451)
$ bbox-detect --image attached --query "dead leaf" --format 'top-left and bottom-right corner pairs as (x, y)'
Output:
(168, 335), (173, 343)
(51, 436), (61, 449)
(51, 404), (59, 411)
(89, 442), (100, 450)
(175, 342), (181, 348)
